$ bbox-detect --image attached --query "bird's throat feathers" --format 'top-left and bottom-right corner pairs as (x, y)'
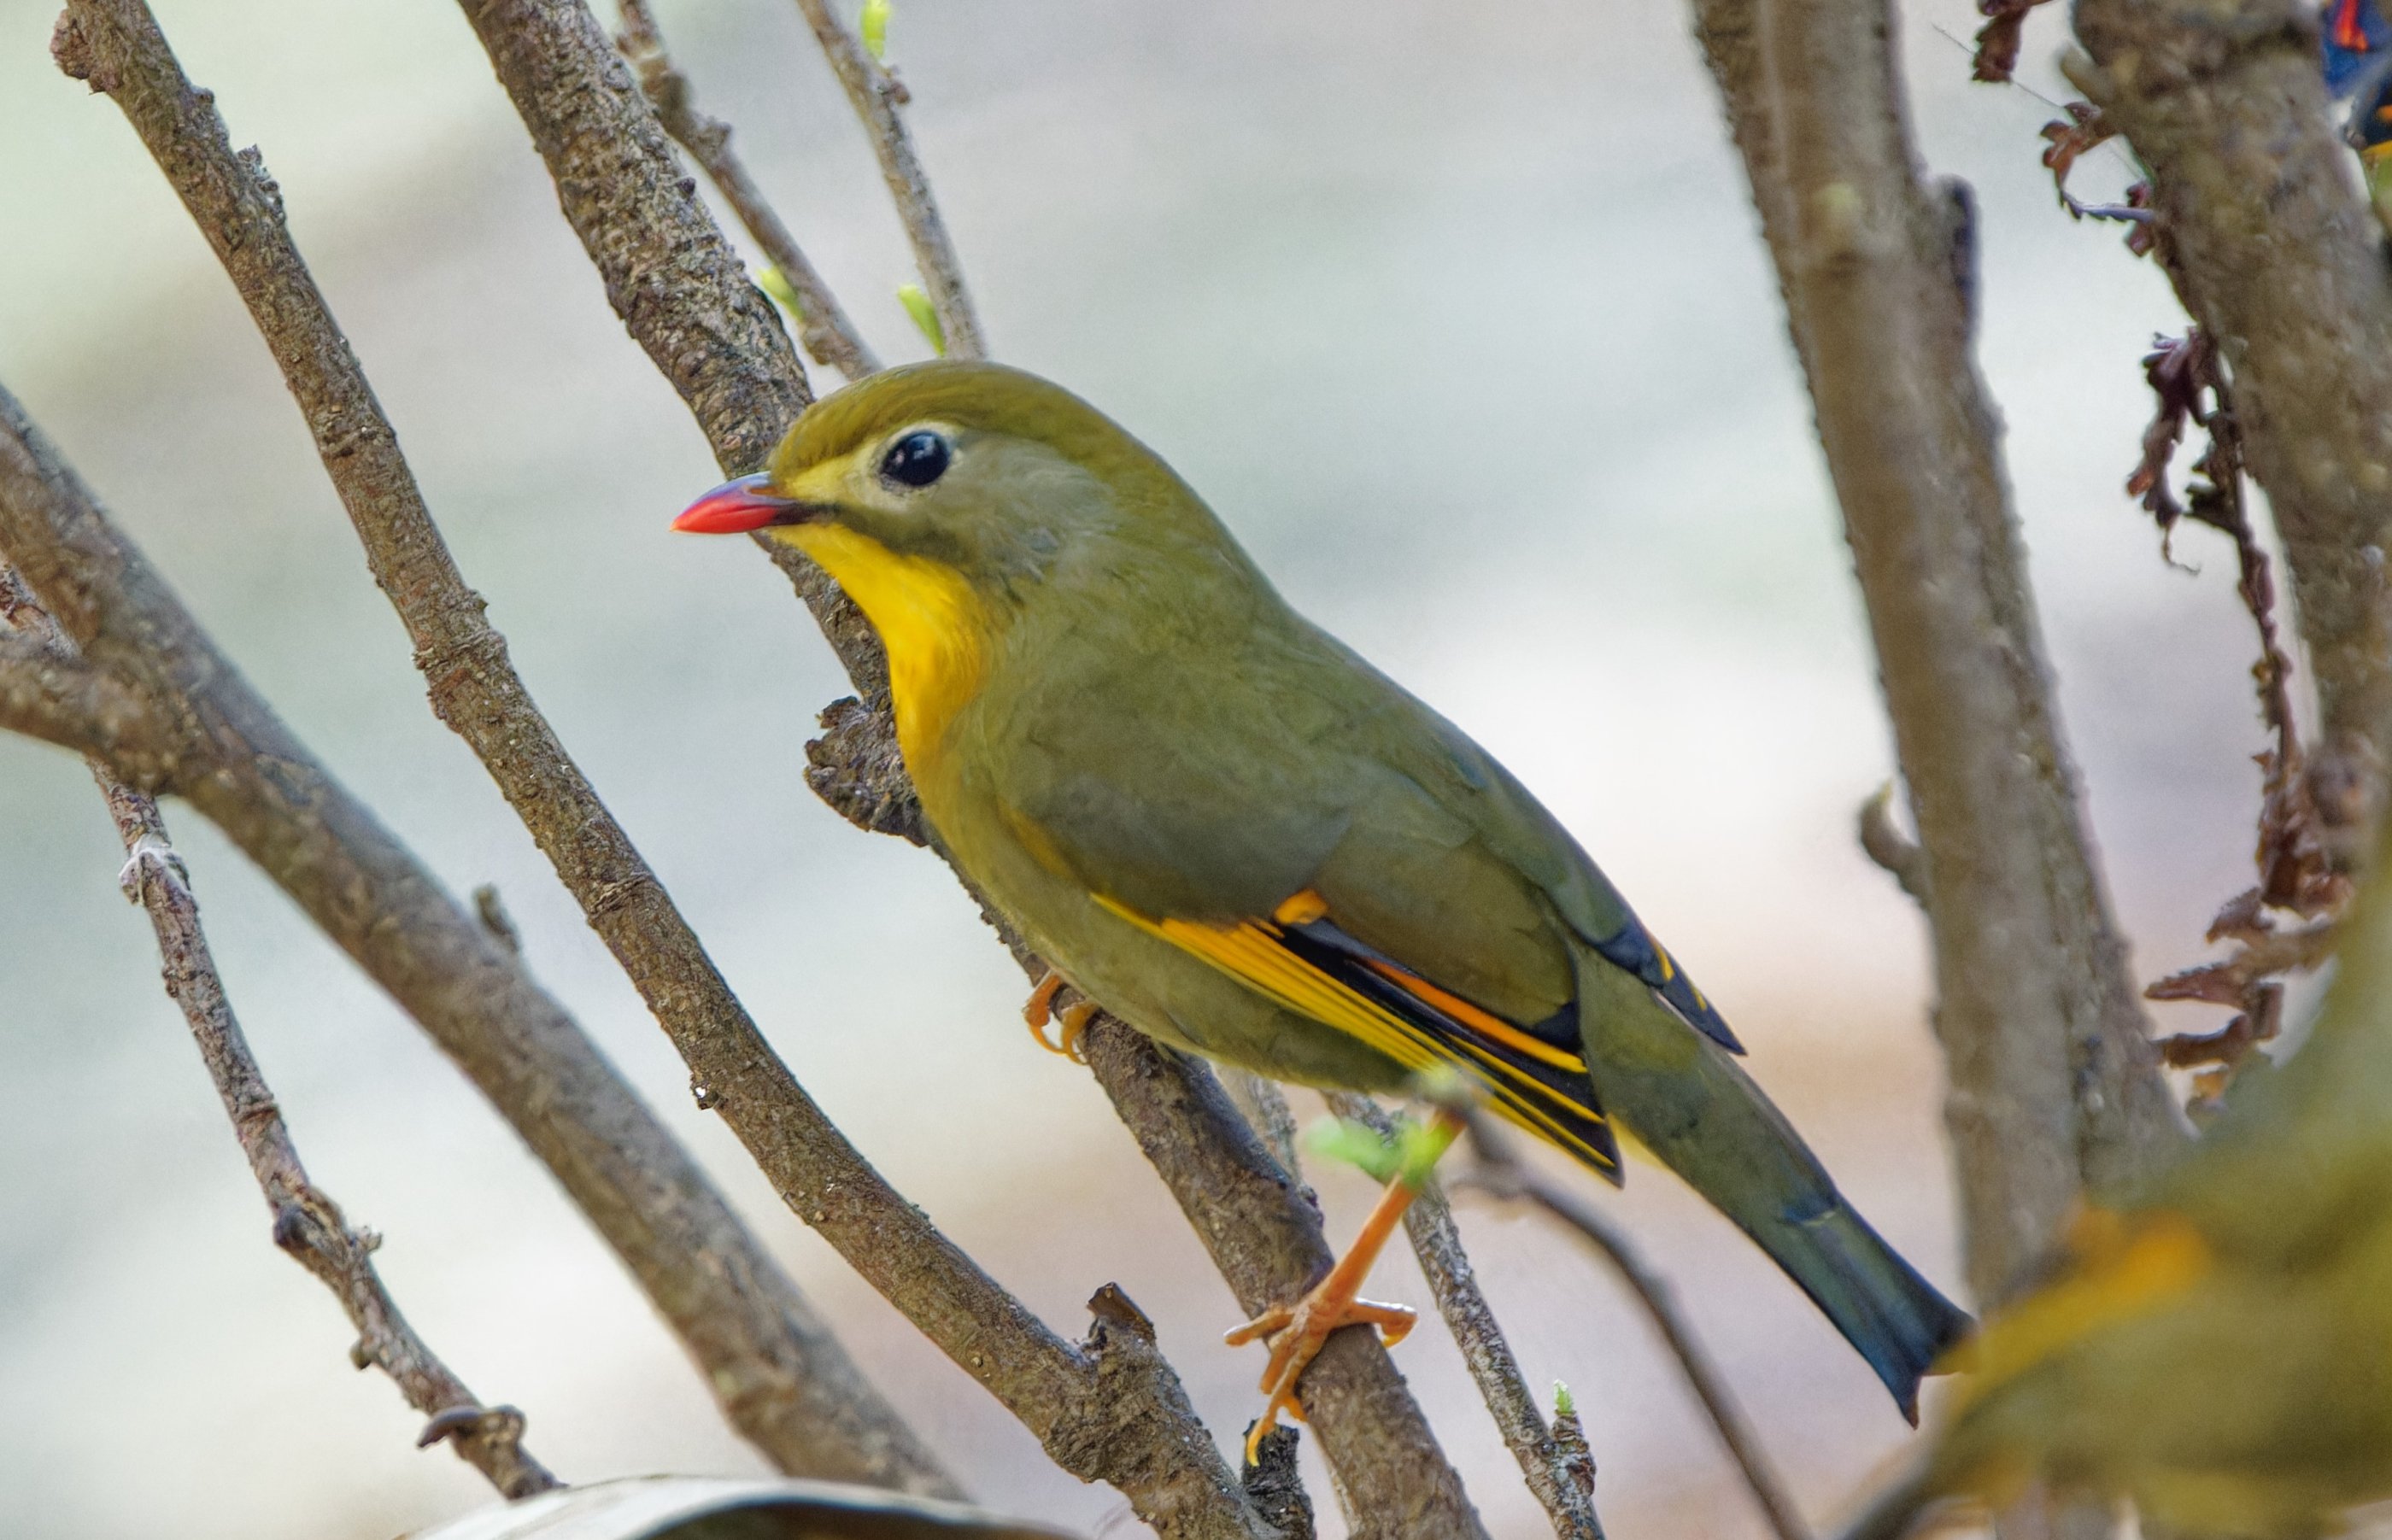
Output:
(774, 522), (989, 770)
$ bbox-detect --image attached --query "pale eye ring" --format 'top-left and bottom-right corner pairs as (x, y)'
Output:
(879, 430), (951, 489)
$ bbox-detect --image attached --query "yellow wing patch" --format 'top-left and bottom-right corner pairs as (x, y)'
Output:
(1095, 891), (1615, 1171)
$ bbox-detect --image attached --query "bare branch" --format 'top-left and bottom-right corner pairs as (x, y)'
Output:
(1690, 0), (2181, 1309)
(0, 625), (167, 775)
(447, 0), (1490, 1526)
(1080, 1022), (1490, 1540)
(55, 0), (967, 1495)
(1221, 1069), (1305, 1178)
(454, 0), (888, 717)
(1449, 1110), (1806, 1540)
(786, 0), (986, 359)
(7, 599), (562, 1496)
(614, 0), (881, 380)
(58, 3), (1324, 1528)
(0, 374), (953, 1497)
(1324, 1092), (1604, 1540)
(2067, 0), (2392, 858)
(141, 875), (562, 1496)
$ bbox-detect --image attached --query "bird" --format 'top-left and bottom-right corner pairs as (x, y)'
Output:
(1836, 841), (2392, 1540)
(672, 360), (1972, 1455)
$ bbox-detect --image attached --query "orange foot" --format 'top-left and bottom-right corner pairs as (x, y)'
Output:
(1224, 1108), (1459, 1462)
(1226, 1283), (1416, 1461)
(1022, 969), (1098, 1063)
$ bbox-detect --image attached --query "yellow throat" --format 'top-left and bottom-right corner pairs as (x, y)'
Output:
(772, 521), (989, 773)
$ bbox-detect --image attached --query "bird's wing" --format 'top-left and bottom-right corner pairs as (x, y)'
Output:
(995, 625), (1742, 1168)
(1358, 676), (1745, 1056)
(1094, 880), (1621, 1174)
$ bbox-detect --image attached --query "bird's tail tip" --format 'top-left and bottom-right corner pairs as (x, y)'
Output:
(1803, 1204), (1974, 1420)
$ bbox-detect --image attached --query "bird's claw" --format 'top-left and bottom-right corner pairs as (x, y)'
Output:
(1227, 1288), (1416, 1462)
(1023, 969), (1096, 1063)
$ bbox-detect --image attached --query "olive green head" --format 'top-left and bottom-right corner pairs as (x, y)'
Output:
(680, 361), (1242, 599)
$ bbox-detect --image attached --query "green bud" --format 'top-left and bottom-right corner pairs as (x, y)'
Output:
(898, 282), (946, 355)
(1302, 1112), (1452, 1188)
(1552, 1380), (1576, 1419)
(1392, 1117), (1451, 1188)
(756, 266), (805, 321)
(1305, 1117), (1402, 1184)
(860, 0), (891, 61)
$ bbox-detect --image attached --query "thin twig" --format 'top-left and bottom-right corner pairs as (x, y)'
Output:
(1448, 1110), (1809, 1540)
(615, 0), (881, 380)
(786, 0), (985, 358)
(1325, 1092), (1605, 1540)
(446, 0), (1490, 1530)
(55, 0), (972, 1497)
(4, 567), (556, 1498)
(2126, 331), (2352, 1115)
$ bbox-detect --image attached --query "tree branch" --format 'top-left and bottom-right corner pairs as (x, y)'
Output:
(1447, 1107), (1806, 1540)
(0, 376), (950, 1497)
(1221, 1069), (1306, 1178)
(1689, 0), (2182, 1309)
(5, 567), (558, 1497)
(1081, 1025), (1490, 1540)
(58, 3), (1319, 1530)
(0, 625), (167, 776)
(1322, 1092), (1603, 1540)
(785, 0), (986, 359)
(448, 0), (1490, 1529)
(2066, 0), (2392, 858)
(614, 0), (881, 381)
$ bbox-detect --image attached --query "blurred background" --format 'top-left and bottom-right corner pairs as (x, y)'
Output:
(0, 0), (2268, 1534)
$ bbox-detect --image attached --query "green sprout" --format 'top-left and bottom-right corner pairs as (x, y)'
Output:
(755, 266), (805, 322)
(898, 282), (946, 355)
(1304, 1112), (1453, 1189)
(859, 0), (891, 62)
(1306, 1117), (1400, 1183)
(1552, 1379), (1576, 1420)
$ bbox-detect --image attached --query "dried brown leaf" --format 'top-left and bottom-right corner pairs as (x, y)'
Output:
(1973, 0), (2052, 82)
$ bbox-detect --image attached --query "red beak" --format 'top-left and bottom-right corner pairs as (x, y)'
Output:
(672, 472), (808, 534)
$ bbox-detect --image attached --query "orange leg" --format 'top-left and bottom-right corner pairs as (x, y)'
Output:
(1022, 969), (1095, 1063)
(1226, 1110), (1462, 1461)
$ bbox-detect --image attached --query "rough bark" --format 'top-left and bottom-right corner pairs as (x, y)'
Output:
(1084, 1028), (1490, 1540)
(1688, 0), (2181, 1311)
(2067, 0), (2392, 852)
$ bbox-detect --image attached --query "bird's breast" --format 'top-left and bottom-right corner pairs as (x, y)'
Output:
(777, 523), (992, 774)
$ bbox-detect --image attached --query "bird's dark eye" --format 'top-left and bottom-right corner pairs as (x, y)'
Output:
(879, 430), (951, 489)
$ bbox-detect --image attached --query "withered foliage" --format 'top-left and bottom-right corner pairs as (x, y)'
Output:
(2039, 104), (2159, 255)
(1971, 0), (2052, 83)
(2128, 331), (2352, 1115)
